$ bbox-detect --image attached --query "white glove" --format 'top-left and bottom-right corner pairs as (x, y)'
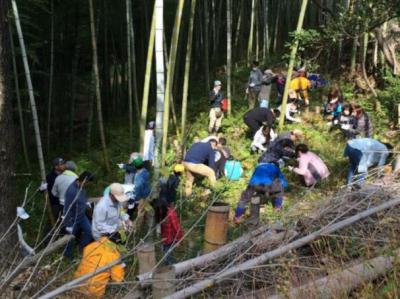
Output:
(288, 166), (294, 171)
(128, 204), (135, 210)
(117, 163), (124, 169)
(65, 226), (73, 234)
(333, 119), (338, 125)
(39, 182), (48, 191)
(249, 83), (255, 87)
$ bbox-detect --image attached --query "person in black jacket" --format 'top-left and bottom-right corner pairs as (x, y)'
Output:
(208, 80), (224, 134)
(243, 107), (276, 137)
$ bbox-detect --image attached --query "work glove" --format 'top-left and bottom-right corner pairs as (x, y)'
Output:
(288, 166), (294, 172)
(65, 226), (73, 234)
(38, 182), (48, 191)
(117, 163), (125, 169)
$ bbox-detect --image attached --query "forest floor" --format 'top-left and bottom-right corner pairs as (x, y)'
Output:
(13, 64), (400, 298)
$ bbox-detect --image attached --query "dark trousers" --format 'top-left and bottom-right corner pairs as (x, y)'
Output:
(64, 216), (93, 258)
(162, 244), (176, 265)
(344, 144), (365, 185)
(243, 116), (261, 137)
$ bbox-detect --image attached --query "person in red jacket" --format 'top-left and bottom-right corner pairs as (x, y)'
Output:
(153, 198), (184, 265)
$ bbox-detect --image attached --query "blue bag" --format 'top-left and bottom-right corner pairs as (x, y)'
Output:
(224, 160), (243, 181)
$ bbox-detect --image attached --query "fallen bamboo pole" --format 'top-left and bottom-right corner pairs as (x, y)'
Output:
(1, 235), (74, 290)
(268, 248), (400, 299)
(137, 223), (280, 286)
(164, 196), (400, 299)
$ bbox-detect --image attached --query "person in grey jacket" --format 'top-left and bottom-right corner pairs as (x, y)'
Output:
(246, 61), (263, 109)
(258, 69), (276, 108)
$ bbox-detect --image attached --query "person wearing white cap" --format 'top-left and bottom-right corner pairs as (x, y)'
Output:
(208, 80), (224, 134)
(92, 183), (130, 240)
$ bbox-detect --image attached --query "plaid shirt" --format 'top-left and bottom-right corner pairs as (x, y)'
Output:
(161, 207), (184, 245)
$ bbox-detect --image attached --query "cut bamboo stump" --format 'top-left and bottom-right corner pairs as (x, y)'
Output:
(393, 155), (400, 174)
(315, 106), (321, 114)
(137, 243), (156, 274)
(152, 266), (175, 299)
(203, 202), (230, 253)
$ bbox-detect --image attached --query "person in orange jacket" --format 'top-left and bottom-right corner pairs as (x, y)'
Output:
(74, 234), (125, 298)
(289, 68), (311, 106)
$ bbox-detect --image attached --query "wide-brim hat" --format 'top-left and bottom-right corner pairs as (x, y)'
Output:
(109, 183), (129, 202)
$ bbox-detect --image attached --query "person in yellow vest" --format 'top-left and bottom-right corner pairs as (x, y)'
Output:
(74, 233), (125, 298)
(289, 68), (311, 106)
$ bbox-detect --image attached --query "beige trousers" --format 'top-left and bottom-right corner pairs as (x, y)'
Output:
(209, 108), (223, 132)
(182, 162), (216, 197)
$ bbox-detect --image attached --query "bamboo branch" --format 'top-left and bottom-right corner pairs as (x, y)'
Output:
(165, 196), (400, 299)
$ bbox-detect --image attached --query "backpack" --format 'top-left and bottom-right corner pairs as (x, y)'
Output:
(220, 98), (229, 112)
(224, 160), (243, 181)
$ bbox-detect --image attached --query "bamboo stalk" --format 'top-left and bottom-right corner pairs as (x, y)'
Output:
(164, 194), (400, 299)
(139, 3), (156, 152)
(181, 0), (196, 146)
(226, 0), (232, 115)
(278, 0), (309, 130)
(11, 0), (53, 224)
(247, 0), (256, 65)
(46, 0), (54, 154)
(126, 0), (134, 145)
(88, 0), (110, 171)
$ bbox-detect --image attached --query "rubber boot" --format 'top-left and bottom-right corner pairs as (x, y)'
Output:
(245, 197), (260, 227)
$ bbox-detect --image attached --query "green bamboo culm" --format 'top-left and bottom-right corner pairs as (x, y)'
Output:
(226, 0), (232, 115)
(161, 0), (185, 165)
(139, 3), (157, 152)
(247, 0), (255, 65)
(278, 0), (309, 130)
(126, 0), (133, 146)
(181, 0), (197, 146)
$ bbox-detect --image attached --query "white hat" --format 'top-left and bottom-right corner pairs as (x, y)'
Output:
(17, 207), (30, 220)
(109, 183), (129, 202)
(214, 80), (222, 86)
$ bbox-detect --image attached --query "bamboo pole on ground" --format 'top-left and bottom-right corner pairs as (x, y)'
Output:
(8, 23), (30, 171)
(164, 195), (400, 299)
(181, 0), (196, 147)
(278, 0), (309, 130)
(11, 0), (53, 224)
(139, 3), (156, 152)
(88, 0), (110, 171)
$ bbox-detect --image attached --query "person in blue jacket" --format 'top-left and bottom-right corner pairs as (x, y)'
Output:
(234, 162), (288, 226)
(344, 138), (392, 188)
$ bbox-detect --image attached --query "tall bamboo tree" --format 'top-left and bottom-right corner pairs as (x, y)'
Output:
(88, 0), (110, 171)
(126, 0), (134, 145)
(11, 0), (53, 223)
(226, 0), (232, 115)
(279, 0), (309, 130)
(161, 0), (185, 164)
(247, 0), (256, 64)
(262, 0), (269, 59)
(203, 0), (210, 92)
(9, 24), (30, 170)
(181, 0), (196, 145)
(46, 0), (54, 154)
(139, 3), (156, 152)
(154, 0), (165, 174)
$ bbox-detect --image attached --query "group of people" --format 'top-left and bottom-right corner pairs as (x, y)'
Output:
(31, 62), (394, 298)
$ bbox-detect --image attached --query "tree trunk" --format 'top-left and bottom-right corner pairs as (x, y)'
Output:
(129, 1), (140, 124)
(226, 0), (232, 115)
(154, 0), (165, 176)
(12, 0), (54, 225)
(8, 24), (30, 170)
(126, 0), (134, 145)
(247, 0), (256, 65)
(161, 0), (185, 164)
(88, 0), (110, 171)
(139, 3), (156, 152)
(263, 0), (270, 60)
(181, 0), (196, 147)
(273, 0), (281, 53)
(68, 42), (80, 152)
(279, 0), (309, 130)
(0, 0), (17, 265)
(46, 0), (54, 154)
(203, 0), (210, 92)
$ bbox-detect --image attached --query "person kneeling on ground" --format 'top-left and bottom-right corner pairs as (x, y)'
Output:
(344, 138), (392, 188)
(235, 162), (288, 226)
(74, 232), (125, 298)
(183, 138), (218, 197)
(251, 125), (277, 153)
(338, 104), (357, 139)
(153, 198), (184, 265)
(243, 106), (276, 137)
(288, 144), (330, 187)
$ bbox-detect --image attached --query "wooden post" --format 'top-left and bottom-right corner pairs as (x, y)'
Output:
(137, 243), (156, 274)
(152, 266), (175, 299)
(203, 203), (230, 253)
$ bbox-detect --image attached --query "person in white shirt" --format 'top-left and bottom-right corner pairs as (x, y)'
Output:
(278, 90), (301, 123)
(92, 183), (131, 240)
(251, 125), (277, 153)
(143, 121), (155, 166)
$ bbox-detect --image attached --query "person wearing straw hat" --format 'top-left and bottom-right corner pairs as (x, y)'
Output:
(92, 183), (130, 240)
(208, 80), (225, 134)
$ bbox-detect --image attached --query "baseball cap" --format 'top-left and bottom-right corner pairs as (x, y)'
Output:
(17, 207), (30, 220)
(214, 80), (222, 86)
(109, 183), (129, 202)
(52, 157), (65, 166)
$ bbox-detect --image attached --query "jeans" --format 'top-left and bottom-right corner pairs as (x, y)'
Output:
(344, 144), (365, 185)
(162, 244), (176, 265)
(64, 216), (93, 258)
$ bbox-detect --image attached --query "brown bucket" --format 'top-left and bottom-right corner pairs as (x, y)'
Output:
(204, 202), (230, 253)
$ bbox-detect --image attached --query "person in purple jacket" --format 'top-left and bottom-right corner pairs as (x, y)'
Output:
(288, 144), (330, 187)
(182, 138), (219, 197)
